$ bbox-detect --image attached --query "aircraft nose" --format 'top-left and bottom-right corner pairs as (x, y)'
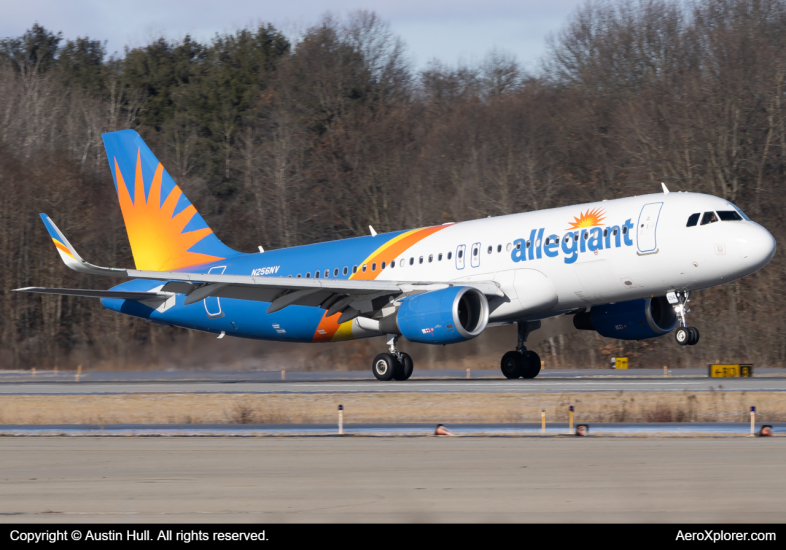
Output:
(741, 223), (776, 270)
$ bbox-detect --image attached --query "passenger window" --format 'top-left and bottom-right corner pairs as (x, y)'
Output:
(621, 227), (627, 235)
(305, 272), (311, 278)
(686, 213), (700, 227)
(447, 252), (452, 260)
(526, 240), (531, 248)
(343, 267), (348, 275)
(700, 211), (718, 225)
(391, 261), (395, 268)
(473, 248), (479, 256)
(506, 243), (512, 252)
(497, 244), (502, 253)
(515, 242), (521, 250)
(583, 232), (588, 240)
(409, 257), (414, 265)
(613, 228), (618, 236)
(428, 255), (433, 263)
(324, 270), (329, 278)
(419, 256), (424, 264)
(381, 261), (386, 269)
(602, 229), (608, 238)
(458, 250), (464, 258)
(487, 246), (492, 254)
(362, 264), (367, 272)
(296, 274), (301, 278)
(372, 262), (377, 271)
(333, 268), (339, 277)
(353, 265), (358, 273)
(438, 253), (443, 261)
(717, 210), (742, 222)
(315, 270), (320, 279)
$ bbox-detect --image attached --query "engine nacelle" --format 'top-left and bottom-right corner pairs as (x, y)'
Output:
(573, 296), (678, 341)
(379, 286), (489, 345)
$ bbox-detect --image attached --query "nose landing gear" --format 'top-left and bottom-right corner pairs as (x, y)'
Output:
(372, 335), (414, 381)
(500, 321), (542, 379)
(673, 291), (700, 346)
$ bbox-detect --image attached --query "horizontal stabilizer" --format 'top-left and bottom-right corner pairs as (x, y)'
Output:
(13, 287), (171, 301)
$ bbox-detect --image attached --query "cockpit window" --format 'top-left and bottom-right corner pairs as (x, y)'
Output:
(717, 210), (743, 222)
(730, 203), (750, 221)
(686, 213), (700, 227)
(700, 211), (718, 225)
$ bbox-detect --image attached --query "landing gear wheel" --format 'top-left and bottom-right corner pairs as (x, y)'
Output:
(501, 351), (525, 379)
(687, 327), (700, 346)
(393, 352), (413, 381)
(523, 350), (541, 379)
(675, 327), (690, 346)
(372, 353), (397, 381)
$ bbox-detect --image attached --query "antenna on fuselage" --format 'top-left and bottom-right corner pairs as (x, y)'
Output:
(661, 182), (670, 194)
(369, 226), (377, 237)
(258, 246), (265, 253)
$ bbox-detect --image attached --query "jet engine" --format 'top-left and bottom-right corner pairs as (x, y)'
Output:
(379, 286), (489, 345)
(573, 296), (678, 341)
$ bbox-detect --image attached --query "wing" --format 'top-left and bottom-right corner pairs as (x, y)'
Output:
(32, 214), (504, 324)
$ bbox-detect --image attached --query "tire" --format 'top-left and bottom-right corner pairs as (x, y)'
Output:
(393, 352), (414, 381)
(501, 351), (525, 379)
(372, 353), (396, 381)
(675, 327), (690, 346)
(523, 350), (541, 379)
(688, 327), (700, 346)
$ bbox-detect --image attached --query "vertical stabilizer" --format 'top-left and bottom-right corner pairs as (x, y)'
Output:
(102, 130), (240, 271)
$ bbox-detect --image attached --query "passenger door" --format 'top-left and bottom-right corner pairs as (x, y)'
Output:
(637, 202), (663, 254)
(205, 266), (226, 318)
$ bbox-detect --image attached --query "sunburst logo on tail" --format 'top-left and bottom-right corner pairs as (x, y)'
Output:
(566, 208), (606, 230)
(114, 150), (224, 271)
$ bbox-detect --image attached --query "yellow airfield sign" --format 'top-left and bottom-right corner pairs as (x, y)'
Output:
(611, 357), (628, 369)
(708, 364), (753, 378)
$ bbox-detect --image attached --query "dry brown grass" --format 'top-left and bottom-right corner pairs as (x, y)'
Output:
(1, 390), (786, 425)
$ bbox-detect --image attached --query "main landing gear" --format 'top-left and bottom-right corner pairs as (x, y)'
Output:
(673, 291), (700, 346)
(372, 335), (414, 381)
(500, 321), (542, 379)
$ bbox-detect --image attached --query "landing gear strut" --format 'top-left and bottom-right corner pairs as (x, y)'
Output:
(673, 291), (700, 346)
(501, 321), (542, 379)
(372, 335), (413, 381)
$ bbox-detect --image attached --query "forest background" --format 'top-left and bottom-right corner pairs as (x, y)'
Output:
(1, 0), (784, 371)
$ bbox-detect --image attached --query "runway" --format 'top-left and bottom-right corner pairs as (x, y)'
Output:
(1, 369), (785, 395)
(1, 438), (784, 522)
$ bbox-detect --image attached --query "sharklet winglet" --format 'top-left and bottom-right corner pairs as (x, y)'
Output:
(39, 214), (128, 277)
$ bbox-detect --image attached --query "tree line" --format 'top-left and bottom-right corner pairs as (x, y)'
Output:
(1, 1), (784, 370)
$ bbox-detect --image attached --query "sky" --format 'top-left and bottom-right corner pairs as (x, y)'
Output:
(0, 0), (586, 71)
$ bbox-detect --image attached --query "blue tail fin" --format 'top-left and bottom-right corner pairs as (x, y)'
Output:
(102, 129), (240, 271)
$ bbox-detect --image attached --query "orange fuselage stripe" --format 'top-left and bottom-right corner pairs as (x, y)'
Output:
(311, 224), (452, 342)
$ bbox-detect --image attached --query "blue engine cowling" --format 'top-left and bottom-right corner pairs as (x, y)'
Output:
(379, 286), (490, 345)
(573, 297), (678, 341)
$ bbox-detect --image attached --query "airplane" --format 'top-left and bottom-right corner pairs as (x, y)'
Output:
(15, 130), (776, 381)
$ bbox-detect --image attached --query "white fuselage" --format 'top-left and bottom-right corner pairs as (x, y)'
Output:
(372, 192), (775, 324)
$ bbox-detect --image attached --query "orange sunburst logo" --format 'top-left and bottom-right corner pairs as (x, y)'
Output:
(566, 208), (606, 230)
(115, 150), (224, 271)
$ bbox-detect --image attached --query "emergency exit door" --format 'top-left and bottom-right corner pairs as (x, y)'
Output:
(637, 202), (663, 254)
